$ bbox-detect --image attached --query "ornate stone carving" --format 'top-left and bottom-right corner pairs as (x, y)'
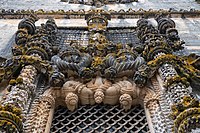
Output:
(59, 77), (148, 112)
(134, 16), (199, 132)
(62, 0), (138, 7)
(0, 65), (37, 132)
(86, 9), (111, 31)
(0, 10), (199, 133)
(0, 14), (59, 132)
(24, 94), (55, 133)
(94, 89), (105, 104)
(1, 8), (199, 19)
(0, 104), (23, 132)
(119, 93), (133, 111)
(171, 96), (200, 133)
(50, 10), (145, 83)
(65, 92), (78, 112)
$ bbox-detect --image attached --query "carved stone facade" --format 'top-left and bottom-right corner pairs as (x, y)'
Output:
(61, 0), (138, 7)
(0, 1), (200, 133)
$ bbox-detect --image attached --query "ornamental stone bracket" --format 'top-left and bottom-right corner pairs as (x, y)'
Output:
(49, 77), (151, 112)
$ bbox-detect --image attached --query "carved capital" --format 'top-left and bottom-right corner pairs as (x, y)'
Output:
(40, 95), (55, 108)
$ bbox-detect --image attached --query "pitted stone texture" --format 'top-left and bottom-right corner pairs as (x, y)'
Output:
(0, 19), (21, 58)
(158, 64), (191, 103)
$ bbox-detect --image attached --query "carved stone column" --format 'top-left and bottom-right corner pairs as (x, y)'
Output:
(0, 65), (37, 132)
(158, 64), (191, 103)
(143, 81), (168, 133)
(134, 17), (197, 132)
(24, 89), (55, 133)
(157, 63), (193, 132)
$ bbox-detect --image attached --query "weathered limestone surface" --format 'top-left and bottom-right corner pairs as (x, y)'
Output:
(0, 0), (200, 57)
(0, 0), (200, 11)
(0, 17), (200, 58)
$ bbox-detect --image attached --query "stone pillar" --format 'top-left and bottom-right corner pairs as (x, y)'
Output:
(158, 63), (191, 103)
(144, 79), (168, 133)
(135, 17), (197, 132)
(0, 65), (37, 132)
(24, 92), (55, 133)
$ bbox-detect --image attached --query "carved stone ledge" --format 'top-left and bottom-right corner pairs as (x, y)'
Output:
(48, 77), (150, 112)
(64, 0), (138, 7)
(1, 9), (200, 19)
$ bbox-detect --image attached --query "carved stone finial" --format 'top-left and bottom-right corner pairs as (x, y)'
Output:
(119, 94), (132, 111)
(65, 93), (78, 112)
(94, 89), (105, 104)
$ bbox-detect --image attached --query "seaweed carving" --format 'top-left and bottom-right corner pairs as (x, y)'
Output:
(51, 10), (145, 82)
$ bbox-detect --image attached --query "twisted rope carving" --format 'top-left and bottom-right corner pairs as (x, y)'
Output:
(51, 55), (79, 71)
(51, 53), (92, 76)
(115, 56), (145, 73)
(105, 55), (145, 78)
(105, 55), (117, 67)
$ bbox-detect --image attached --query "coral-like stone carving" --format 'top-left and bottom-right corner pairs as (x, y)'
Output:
(0, 14), (59, 132)
(0, 104), (23, 132)
(51, 10), (145, 83)
(24, 94), (55, 133)
(171, 96), (200, 133)
(0, 65), (37, 132)
(134, 16), (200, 132)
